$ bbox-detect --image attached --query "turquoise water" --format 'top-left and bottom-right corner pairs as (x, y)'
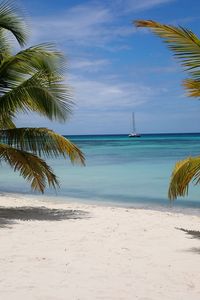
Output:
(1, 133), (200, 210)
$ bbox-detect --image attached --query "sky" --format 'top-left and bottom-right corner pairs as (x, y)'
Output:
(15, 0), (200, 134)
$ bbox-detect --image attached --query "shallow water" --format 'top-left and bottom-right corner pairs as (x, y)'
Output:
(1, 133), (200, 211)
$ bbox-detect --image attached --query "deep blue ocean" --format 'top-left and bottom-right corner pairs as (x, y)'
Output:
(1, 133), (200, 211)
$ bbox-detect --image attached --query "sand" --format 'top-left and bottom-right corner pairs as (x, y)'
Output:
(0, 194), (200, 300)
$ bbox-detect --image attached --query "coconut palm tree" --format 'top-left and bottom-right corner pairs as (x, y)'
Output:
(0, 1), (84, 193)
(134, 20), (200, 200)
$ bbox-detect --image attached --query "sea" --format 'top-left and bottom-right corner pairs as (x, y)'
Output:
(1, 133), (200, 213)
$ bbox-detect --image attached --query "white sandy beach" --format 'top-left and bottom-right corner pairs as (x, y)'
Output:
(0, 194), (200, 300)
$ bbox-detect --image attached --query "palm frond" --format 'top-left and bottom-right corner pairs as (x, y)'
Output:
(134, 20), (200, 80)
(0, 45), (71, 121)
(168, 156), (200, 199)
(0, 43), (65, 78)
(0, 71), (73, 121)
(0, 143), (59, 193)
(0, 2), (84, 193)
(0, 112), (15, 129)
(0, 0), (28, 46)
(183, 78), (200, 97)
(0, 127), (85, 164)
(0, 28), (11, 59)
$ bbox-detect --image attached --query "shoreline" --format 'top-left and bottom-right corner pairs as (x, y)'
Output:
(0, 194), (200, 299)
(1, 191), (200, 216)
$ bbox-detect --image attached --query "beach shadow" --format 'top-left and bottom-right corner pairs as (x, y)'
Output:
(0, 206), (89, 229)
(176, 227), (200, 255)
(187, 247), (200, 254)
(176, 227), (200, 239)
(0, 218), (16, 228)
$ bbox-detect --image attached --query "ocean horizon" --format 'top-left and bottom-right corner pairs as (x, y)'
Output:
(1, 132), (200, 212)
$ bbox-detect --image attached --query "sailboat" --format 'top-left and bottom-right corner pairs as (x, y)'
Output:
(129, 112), (141, 138)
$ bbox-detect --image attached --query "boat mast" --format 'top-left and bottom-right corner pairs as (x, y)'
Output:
(132, 112), (136, 133)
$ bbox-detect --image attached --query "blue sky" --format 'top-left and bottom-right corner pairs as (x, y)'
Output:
(16, 0), (200, 134)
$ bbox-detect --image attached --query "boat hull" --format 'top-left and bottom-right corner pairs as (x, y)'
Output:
(129, 134), (141, 138)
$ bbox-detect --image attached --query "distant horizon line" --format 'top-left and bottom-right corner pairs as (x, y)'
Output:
(64, 131), (200, 136)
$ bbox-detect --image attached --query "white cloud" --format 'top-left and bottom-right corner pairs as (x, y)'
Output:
(131, 0), (175, 10)
(15, 74), (166, 133)
(30, 0), (170, 49)
(27, 0), (176, 52)
(30, 3), (115, 47)
(15, 0), (184, 135)
(70, 58), (110, 72)
(169, 16), (199, 26)
(114, 0), (176, 13)
(136, 65), (179, 74)
(68, 74), (164, 111)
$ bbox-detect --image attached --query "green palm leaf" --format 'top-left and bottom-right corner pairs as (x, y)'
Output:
(0, 144), (59, 193)
(0, 127), (85, 164)
(0, 1), (27, 46)
(134, 20), (200, 79)
(0, 1), (85, 193)
(0, 113), (15, 129)
(0, 44), (65, 79)
(135, 20), (200, 199)
(0, 44), (72, 120)
(168, 156), (200, 199)
(183, 78), (200, 97)
(0, 71), (72, 120)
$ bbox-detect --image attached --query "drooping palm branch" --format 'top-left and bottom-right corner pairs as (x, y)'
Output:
(0, 45), (72, 120)
(0, 0), (27, 65)
(0, 1), (85, 193)
(0, 112), (15, 129)
(0, 128), (85, 164)
(0, 127), (85, 192)
(134, 21), (200, 74)
(0, 144), (59, 193)
(168, 156), (200, 199)
(134, 20), (200, 97)
(0, 0), (27, 46)
(0, 70), (72, 120)
(134, 20), (200, 199)
(0, 44), (64, 86)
